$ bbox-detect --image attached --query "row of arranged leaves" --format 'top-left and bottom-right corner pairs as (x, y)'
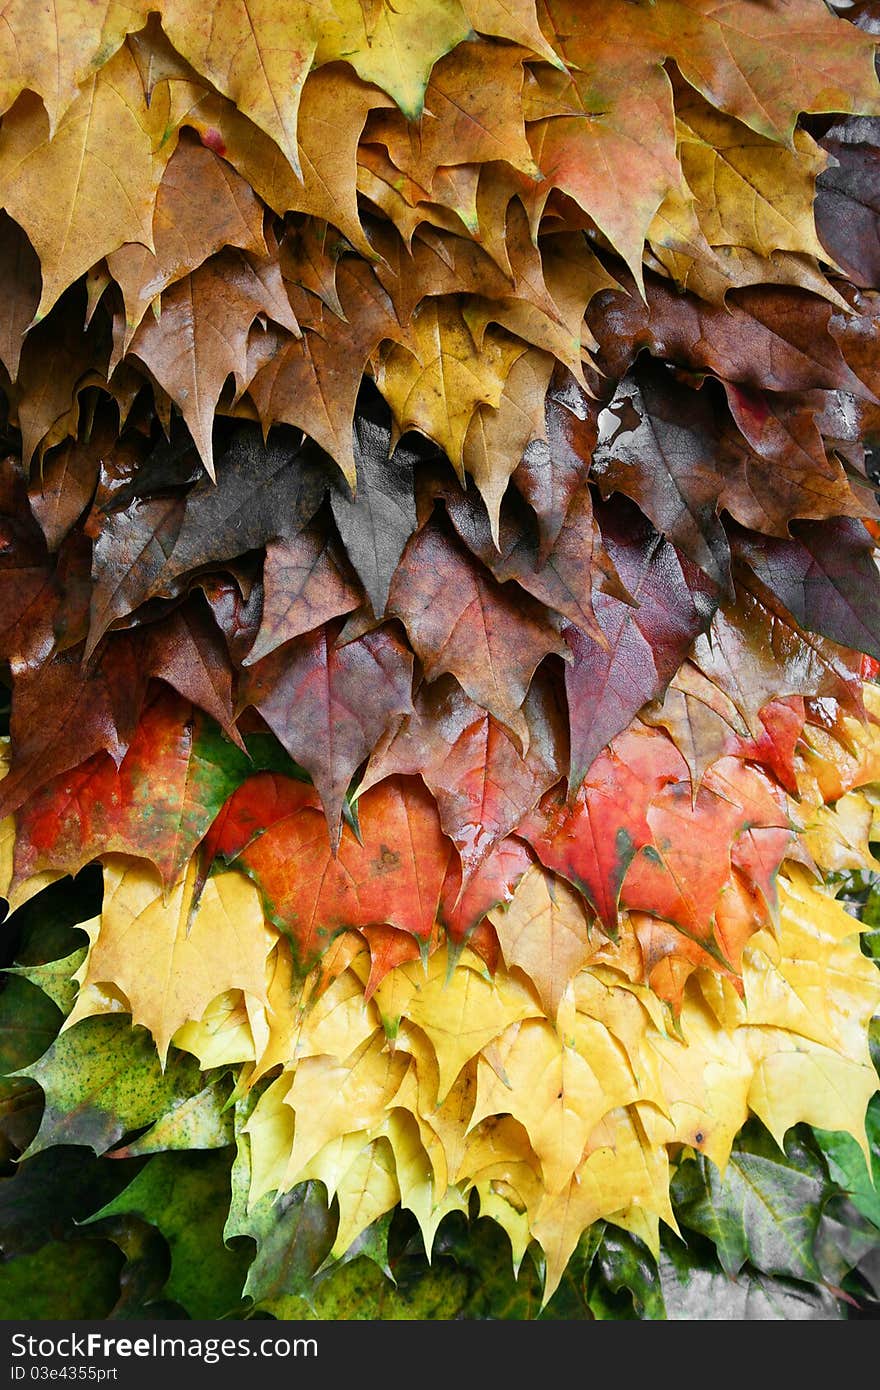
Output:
(1, 0), (880, 1318)
(0, 849), (878, 1321)
(4, 403), (879, 990)
(0, 638), (878, 1312)
(0, 0), (879, 502)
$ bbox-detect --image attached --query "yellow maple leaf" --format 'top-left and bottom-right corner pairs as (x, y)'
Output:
(314, 0), (470, 120)
(489, 863), (596, 1022)
(462, 348), (553, 544)
(380, 1107), (469, 1256)
(474, 1181), (533, 1273)
(746, 1039), (878, 1159)
(160, 0), (326, 178)
(744, 868), (880, 1063)
(533, 1106), (675, 1303)
(0, 44), (174, 319)
(328, 1137), (401, 1259)
(647, 987), (753, 1171)
(376, 946), (542, 1100)
(173, 990), (259, 1071)
(281, 1028), (410, 1180)
(675, 94), (830, 263)
(376, 300), (527, 470)
(0, 0), (151, 135)
(81, 857), (275, 1063)
(245, 1073), (296, 1204)
(801, 792), (880, 876)
(469, 1017), (642, 1195)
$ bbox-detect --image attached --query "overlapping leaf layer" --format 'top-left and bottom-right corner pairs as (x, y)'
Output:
(1, 0), (880, 1318)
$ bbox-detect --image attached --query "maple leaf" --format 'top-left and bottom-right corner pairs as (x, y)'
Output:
(376, 298), (527, 471)
(387, 519), (567, 747)
(159, 0), (324, 178)
(463, 0), (561, 65)
(127, 248), (300, 479)
(671, 1125), (877, 1290)
(86, 1148), (251, 1319)
(287, 66), (398, 258)
(16, 1014), (201, 1158)
(12, 686), (249, 888)
(313, 0), (471, 120)
(172, 68), (394, 257)
(141, 598), (242, 747)
(15, 288), (110, 467)
(488, 863), (594, 1020)
(328, 390), (420, 620)
(86, 425), (328, 653)
(0, 458), (58, 670)
(81, 857), (273, 1063)
(249, 256), (403, 487)
(365, 216), (517, 326)
(589, 272), (873, 398)
(690, 579), (867, 736)
(512, 367), (600, 562)
(109, 1075), (233, 1158)
(239, 621), (415, 842)
(462, 222), (614, 385)
(717, 385), (876, 537)
(470, 1014), (642, 1195)
(84, 494), (188, 657)
(380, 950), (542, 1101)
(519, 724), (684, 933)
(232, 775), (451, 969)
(107, 135), (268, 353)
(621, 755), (791, 956)
(358, 671), (564, 883)
(201, 772), (321, 874)
(646, 177), (848, 310)
(245, 526), (362, 666)
(563, 496), (715, 790)
(524, 53), (679, 286)
(366, 37), (538, 185)
(673, 87), (830, 263)
(593, 365), (731, 587)
(0, 637), (148, 819)
(730, 518), (880, 662)
(27, 428), (107, 554)
(438, 834), (534, 945)
(462, 348), (554, 544)
(532, 1107), (675, 1303)
(644, 661), (804, 797)
(0, 0), (151, 135)
(539, 0), (880, 154)
(0, 45), (174, 320)
(280, 218), (347, 317)
(443, 474), (604, 638)
(815, 116), (880, 290)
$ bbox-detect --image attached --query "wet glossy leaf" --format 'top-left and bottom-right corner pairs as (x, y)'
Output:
(731, 518), (880, 662)
(593, 366), (730, 587)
